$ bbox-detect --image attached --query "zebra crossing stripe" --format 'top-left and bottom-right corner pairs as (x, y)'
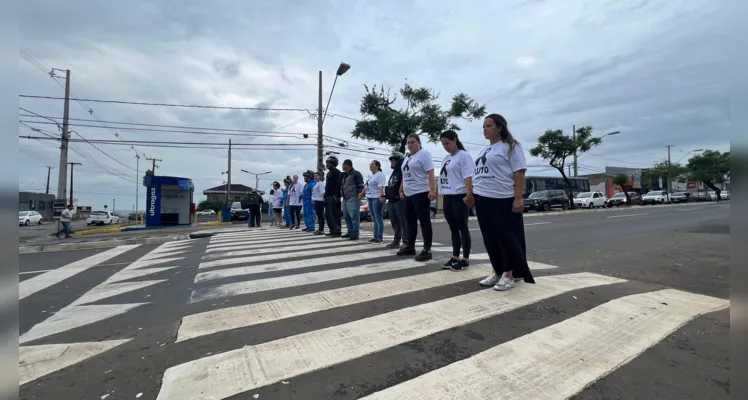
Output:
(194, 249), (400, 284)
(208, 230), (310, 243)
(157, 272), (625, 399)
(179, 261), (557, 342)
(19, 339), (131, 385)
(206, 235), (429, 253)
(199, 243), (390, 269)
(360, 289), (729, 400)
(206, 235), (328, 250)
(202, 239), (367, 259)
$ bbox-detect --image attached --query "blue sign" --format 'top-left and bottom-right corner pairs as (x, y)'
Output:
(145, 185), (162, 226)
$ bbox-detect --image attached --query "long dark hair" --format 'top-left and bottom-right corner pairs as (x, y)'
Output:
(485, 113), (519, 155)
(372, 160), (382, 172)
(439, 130), (466, 151)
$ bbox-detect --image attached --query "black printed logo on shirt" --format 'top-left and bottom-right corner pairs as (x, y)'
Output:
(440, 160), (450, 178)
(475, 147), (491, 174)
(403, 158), (410, 172)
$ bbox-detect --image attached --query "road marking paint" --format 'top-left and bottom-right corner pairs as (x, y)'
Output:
(676, 208), (702, 212)
(70, 280), (167, 306)
(158, 273), (626, 399)
(19, 339), (131, 385)
(19, 269), (51, 275)
(200, 243), (388, 269)
(180, 261), (559, 342)
(105, 266), (180, 284)
(20, 303), (147, 344)
(605, 212), (651, 219)
(207, 237), (431, 253)
(206, 235), (328, 250)
(20, 245), (140, 300)
(124, 256), (185, 270)
(525, 221), (552, 226)
(208, 230), (311, 243)
(194, 250), (399, 284)
(207, 231), (379, 246)
(202, 239), (364, 259)
(361, 289), (729, 400)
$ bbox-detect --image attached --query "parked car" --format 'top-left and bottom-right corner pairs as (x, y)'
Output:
(197, 209), (216, 216)
(359, 198), (372, 222)
(230, 202), (249, 221)
(720, 191), (730, 200)
(606, 192), (642, 207)
(706, 191), (717, 201)
(671, 192), (694, 203)
(573, 191), (607, 208)
(87, 211), (119, 225)
(641, 190), (671, 205)
(694, 192), (712, 202)
(18, 211), (43, 226)
(523, 190), (569, 212)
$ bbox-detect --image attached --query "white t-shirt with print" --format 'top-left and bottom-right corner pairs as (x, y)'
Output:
(311, 181), (325, 201)
(365, 171), (386, 199)
(473, 141), (527, 199)
(273, 194), (284, 209)
(288, 183), (304, 206)
(401, 149), (435, 197)
(438, 150), (474, 195)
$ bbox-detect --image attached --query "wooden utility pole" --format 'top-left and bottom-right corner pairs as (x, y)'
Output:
(665, 145), (674, 192)
(146, 157), (162, 174)
(227, 139), (232, 203)
(57, 69), (71, 200)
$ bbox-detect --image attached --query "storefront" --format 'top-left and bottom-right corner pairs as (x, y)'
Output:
(142, 175), (195, 227)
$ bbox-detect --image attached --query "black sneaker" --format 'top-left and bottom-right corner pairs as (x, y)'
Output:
(368, 238), (378, 243)
(442, 258), (457, 269)
(341, 233), (351, 238)
(349, 235), (359, 241)
(397, 247), (416, 256)
(314, 230), (324, 235)
(385, 241), (400, 248)
(450, 259), (470, 271)
(415, 250), (432, 262)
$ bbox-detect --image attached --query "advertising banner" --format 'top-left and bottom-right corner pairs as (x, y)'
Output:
(145, 185), (162, 226)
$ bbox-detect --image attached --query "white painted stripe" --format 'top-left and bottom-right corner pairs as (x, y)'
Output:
(525, 221), (552, 226)
(200, 243), (387, 269)
(158, 273), (625, 399)
(125, 256), (184, 270)
(676, 208), (702, 212)
(194, 250), (400, 284)
(20, 245), (140, 300)
(180, 261), (557, 342)
(20, 303), (147, 344)
(139, 249), (190, 261)
(211, 228), (305, 238)
(207, 238), (433, 253)
(605, 212), (651, 219)
(19, 269), (51, 275)
(206, 235), (327, 250)
(362, 289), (729, 400)
(208, 230), (313, 243)
(19, 339), (131, 385)
(160, 240), (195, 248)
(202, 239), (365, 259)
(70, 280), (167, 306)
(106, 266), (179, 284)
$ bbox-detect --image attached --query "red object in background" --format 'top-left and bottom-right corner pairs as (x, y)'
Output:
(687, 182), (697, 189)
(190, 203), (196, 214)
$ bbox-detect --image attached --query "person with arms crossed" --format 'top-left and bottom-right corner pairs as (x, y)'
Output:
(302, 170), (317, 232)
(398, 135), (436, 261)
(359, 160), (387, 243)
(323, 155), (343, 237)
(287, 175), (304, 230)
(281, 177), (292, 228)
(341, 159), (364, 241)
(438, 130), (474, 271)
(385, 152), (408, 249)
(470, 113), (535, 291)
(311, 172), (326, 235)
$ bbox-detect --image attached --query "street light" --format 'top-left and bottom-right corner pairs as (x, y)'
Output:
(241, 169), (272, 190)
(603, 130), (621, 137)
(317, 62), (351, 173)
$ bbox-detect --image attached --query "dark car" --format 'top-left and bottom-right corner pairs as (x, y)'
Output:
(523, 190), (569, 212)
(606, 192), (642, 207)
(229, 201), (249, 221)
(671, 192), (693, 203)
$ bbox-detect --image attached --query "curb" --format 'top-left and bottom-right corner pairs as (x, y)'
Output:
(19, 234), (190, 254)
(75, 226), (124, 236)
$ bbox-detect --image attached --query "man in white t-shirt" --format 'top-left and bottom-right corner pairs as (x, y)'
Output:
(55, 204), (74, 238)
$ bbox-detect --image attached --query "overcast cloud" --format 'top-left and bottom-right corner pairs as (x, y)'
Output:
(18, 0), (731, 210)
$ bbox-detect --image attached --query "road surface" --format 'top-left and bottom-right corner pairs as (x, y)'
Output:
(18, 202), (730, 399)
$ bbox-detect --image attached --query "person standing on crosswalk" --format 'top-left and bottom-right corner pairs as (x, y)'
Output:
(341, 159), (364, 241)
(287, 175), (304, 229)
(311, 172), (326, 235)
(438, 130), (474, 271)
(282, 177), (292, 228)
(324, 155), (343, 237)
(398, 134), (436, 261)
(272, 182), (284, 226)
(359, 160), (387, 243)
(385, 152), (407, 249)
(470, 113), (535, 291)
(302, 170), (317, 232)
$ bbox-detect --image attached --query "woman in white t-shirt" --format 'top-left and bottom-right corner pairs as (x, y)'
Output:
(398, 134), (436, 262)
(311, 172), (326, 235)
(438, 130), (474, 271)
(470, 113), (535, 291)
(271, 181), (284, 226)
(268, 189), (276, 226)
(359, 160), (387, 243)
(287, 175), (304, 229)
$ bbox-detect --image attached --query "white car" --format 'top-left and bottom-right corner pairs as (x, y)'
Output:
(87, 211), (119, 225)
(197, 209), (216, 216)
(720, 191), (730, 200)
(573, 192), (607, 208)
(641, 190), (671, 205)
(18, 211), (43, 226)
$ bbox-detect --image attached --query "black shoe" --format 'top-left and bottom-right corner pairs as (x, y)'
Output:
(314, 230), (324, 235)
(368, 238), (378, 243)
(385, 241), (400, 248)
(350, 235), (359, 241)
(450, 259), (470, 271)
(342, 233), (351, 238)
(442, 258), (457, 269)
(397, 247), (416, 256)
(415, 250), (432, 262)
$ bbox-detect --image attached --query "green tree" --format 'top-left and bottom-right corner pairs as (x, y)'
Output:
(686, 150), (730, 198)
(612, 174), (632, 205)
(529, 126), (602, 209)
(645, 160), (686, 188)
(350, 83), (486, 153)
(197, 199), (223, 213)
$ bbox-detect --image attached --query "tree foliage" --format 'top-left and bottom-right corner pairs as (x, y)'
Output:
(529, 126), (602, 208)
(612, 174), (632, 205)
(197, 199), (223, 213)
(350, 83), (486, 153)
(686, 150), (730, 195)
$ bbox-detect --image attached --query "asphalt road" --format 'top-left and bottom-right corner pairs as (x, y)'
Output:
(18, 202), (730, 400)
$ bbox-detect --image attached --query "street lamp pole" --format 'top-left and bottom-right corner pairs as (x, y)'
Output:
(241, 170), (272, 190)
(317, 62), (351, 174)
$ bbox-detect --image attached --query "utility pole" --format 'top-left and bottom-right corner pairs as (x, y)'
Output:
(113, 198), (116, 212)
(572, 124), (578, 177)
(68, 162), (81, 207)
(57, 69), (71, 200)
(227, 139), (232, 203)
(135, 155), (140, 214)
(146, 157), (162, 174)
(666, 144), (674, 192)
(317, 70), (324, 174)
(45, 166), (54, 194)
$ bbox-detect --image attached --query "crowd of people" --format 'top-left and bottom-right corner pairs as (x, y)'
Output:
(260, 113), (535, 292)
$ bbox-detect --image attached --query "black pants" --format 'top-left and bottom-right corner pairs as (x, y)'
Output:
(443, 194), (471, 258)
(324, 195), (341, 234)
(388, 200), (407, 244)
(314, 200), (325, 231)
(290, 205), (302, 226)
(249, 204), (261, 226)
(474, 194), (535, 283)
(404, 191), (432, 250)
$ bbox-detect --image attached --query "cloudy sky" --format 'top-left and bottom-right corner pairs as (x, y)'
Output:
(17, 0), (730, 211)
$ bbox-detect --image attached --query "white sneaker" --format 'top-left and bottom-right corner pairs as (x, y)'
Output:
(493, 273), (515, 291)
(479, 274), (499, 286)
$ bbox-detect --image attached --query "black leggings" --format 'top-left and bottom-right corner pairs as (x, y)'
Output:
(474, 195), (534, 283)
(314, 200), (325, 231)
(443, 194), (471, 258)
(290, 205), (302, 225)
(404, 191), (432, 250)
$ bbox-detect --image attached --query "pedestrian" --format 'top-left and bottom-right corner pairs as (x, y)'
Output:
(438, 130), (474, 271)
(288, 175), (304, 229)
(282, 177), (292, 228)
(398, 134), (436, 261)
(359, 160), (386, 243)
(267, 189), (275, 226)
(385, 152), (407, 249)
(245, 190), (262, 228)
(302, 170), (317, 232)
(272, 182), (284, 226)
(312, 172), (326, 235)
(55, 204), (74, 239)
(341, 159), (364, 240)
(324, 155), (343, 237)
(471, 113), (535, 291)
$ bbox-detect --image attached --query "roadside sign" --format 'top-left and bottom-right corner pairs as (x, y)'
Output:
(52, 199), (66, 220)
(687, 182), (697, 189)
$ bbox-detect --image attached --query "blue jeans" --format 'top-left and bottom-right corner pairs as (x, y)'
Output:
(342, 197), (361, 236)
(368, 198), (384, 240)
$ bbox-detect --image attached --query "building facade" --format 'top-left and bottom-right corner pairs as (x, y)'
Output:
(18, 192), (56, 220)
(203, 184), (263, 204)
